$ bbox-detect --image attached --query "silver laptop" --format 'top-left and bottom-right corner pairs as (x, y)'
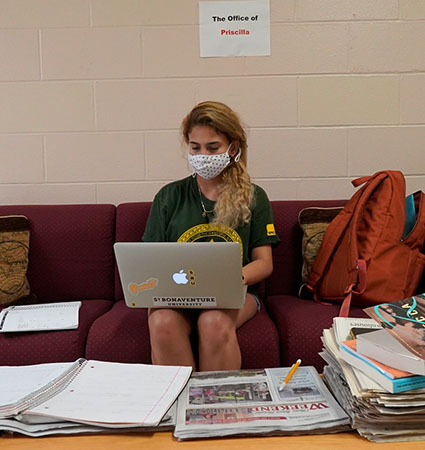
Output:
(114, 242), (246, 309)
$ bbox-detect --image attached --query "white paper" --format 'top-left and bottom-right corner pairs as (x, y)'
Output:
(0, 301), (81, 332)
(332, 317), (382, 346)
(199, 0), (270, 57)
(27, 360), (192, 427)
(0, 362), (76, 412)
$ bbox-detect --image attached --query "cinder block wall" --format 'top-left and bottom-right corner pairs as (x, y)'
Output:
(0, 0), (424, 204)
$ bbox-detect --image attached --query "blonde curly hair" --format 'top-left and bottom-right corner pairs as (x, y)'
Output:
(181, 101), (254, 229)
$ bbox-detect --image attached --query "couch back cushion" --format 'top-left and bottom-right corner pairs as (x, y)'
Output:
(0, 204), (116, 302)
(267, 200), (346, 297)
(115, 202), (152, 300)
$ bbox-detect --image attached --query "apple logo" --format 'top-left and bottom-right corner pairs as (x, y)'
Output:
(172, 269), (189, 285)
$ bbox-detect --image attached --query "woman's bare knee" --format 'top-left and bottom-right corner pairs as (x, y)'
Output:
(197, 310), (236, 345)
(148, 309), (191, 342)
(148, 309), (196, 367)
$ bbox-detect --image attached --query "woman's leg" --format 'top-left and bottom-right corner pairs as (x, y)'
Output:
(148, 308), (196, 369)
(197, 293), (258, 371)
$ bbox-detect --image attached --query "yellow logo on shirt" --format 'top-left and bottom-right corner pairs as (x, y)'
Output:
(266, 224), (276, 236)
(178, 224), (243, 261)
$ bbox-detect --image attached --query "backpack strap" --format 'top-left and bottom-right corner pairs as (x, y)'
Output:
(307, 208), (353, 288)
(338, 259), (366, 317)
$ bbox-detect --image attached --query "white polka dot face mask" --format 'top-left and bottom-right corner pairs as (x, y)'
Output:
(188, 144), (241, 180)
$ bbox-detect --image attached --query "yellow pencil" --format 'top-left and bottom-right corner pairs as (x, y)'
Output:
(278, 359), (302, 392)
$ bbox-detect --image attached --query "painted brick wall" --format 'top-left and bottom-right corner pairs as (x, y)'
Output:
(0, 0), (424, 204)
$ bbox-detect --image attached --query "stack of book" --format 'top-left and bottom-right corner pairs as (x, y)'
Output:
(320, 293), (425, 443)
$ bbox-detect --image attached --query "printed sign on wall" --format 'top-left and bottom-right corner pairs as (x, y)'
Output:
(199, 0), (270, 57)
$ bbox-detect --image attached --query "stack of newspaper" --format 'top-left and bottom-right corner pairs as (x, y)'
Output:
(320, 317), (425, 443)
(174, 365), (350, 440)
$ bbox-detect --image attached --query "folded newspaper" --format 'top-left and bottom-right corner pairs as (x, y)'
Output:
(174, 365), (350, 440)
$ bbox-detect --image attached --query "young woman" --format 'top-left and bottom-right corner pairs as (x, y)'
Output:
(143, 101), (279, 370)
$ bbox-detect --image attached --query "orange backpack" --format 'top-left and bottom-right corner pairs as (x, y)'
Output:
(307, 170), (425, 317)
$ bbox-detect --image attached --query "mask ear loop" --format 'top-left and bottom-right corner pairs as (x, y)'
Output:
(187, 148), (197, 177)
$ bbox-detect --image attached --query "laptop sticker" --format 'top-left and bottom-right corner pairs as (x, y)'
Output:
(152, 297), (217, 308)
(128, 278), (158, 296)
(189, 270), (196, 286)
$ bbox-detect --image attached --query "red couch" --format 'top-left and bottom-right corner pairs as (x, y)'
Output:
(0, 205), (115, 365)
(2, 201), (420, 371)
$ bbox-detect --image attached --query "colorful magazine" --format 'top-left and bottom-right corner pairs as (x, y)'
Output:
(363, 293), (425, 360)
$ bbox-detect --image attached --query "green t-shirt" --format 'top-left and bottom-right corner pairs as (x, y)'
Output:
(142, 176), (279, 266)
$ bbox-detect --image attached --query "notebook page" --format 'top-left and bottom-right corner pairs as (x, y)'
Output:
(26, 360), (192, 426)
(0, 301), (81, 332)
(0, 361), (77, 415)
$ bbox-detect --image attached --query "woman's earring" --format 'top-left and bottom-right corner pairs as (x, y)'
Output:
(234, 148), (241, 163)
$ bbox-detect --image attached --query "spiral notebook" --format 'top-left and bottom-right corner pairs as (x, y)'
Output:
(0, 301), (81, 332)
(0, 359), (192, 428)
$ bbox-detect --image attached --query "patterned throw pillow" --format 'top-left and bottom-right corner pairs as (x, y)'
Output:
(298, 207), (342, 298)
(0, 215), (31, 307)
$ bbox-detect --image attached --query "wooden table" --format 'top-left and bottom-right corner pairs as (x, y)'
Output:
(1, 430), (424, 449)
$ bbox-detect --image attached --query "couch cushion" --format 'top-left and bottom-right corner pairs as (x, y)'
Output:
(0, 205), (116, 302)
(0, 215), (32, 307)
(114, 203), (152, 301)
(267, 200), (345, 297)
(86, 299), (281, 369)
(0, 299), (112, 365)
(237, 300), (280, 369)
(86, 300), (151, 363)
(265, 294), (367, 372)
(298, 206), (343, 287)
